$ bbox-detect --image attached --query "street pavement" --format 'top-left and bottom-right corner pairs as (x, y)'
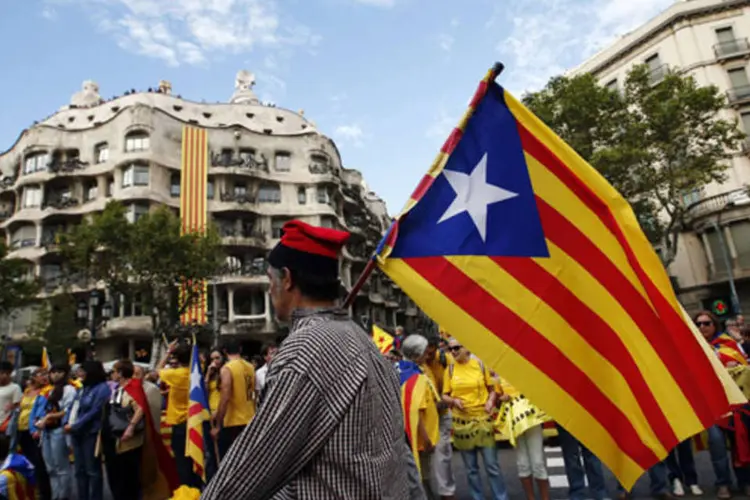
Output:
(452, 441), (729, 500)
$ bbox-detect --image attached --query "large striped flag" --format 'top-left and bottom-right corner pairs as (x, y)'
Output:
(374, 64), (745, 488)
(396, 360), (430, 478)
(372, 324), (394, 354)
(0, 454), (36, 500)
(179, 126), (209, 326)
(40, 348), (50, 370)
(186, 340), (210, 481)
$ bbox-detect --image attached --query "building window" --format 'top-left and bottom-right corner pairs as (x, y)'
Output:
(297, 186), (307, 204)
(730, 221), (750, 268)
(681, 189), (701, 207)
(729, 67), (750, 88)
(271, 218), (287, 238)
(233, 288), (266, 316)
(23, 152), (48, 174)
(274, 152), (291, 172)
(94, 142), (109, 164)
(233, 183), (247, 197)
(239, 149), (255, 164)
(717, 26), (737, 46)
(124, 131), (150, 152)
(126, 203), (150, 223)
(321, 216), (335, 228)
(11, 225), (36, 248)
(106, 176), (114, 197)
(170, 173), (180, 197)
(207, 181), (214, 200)
(317, 186), (330, 204)
(258, 183), (281, 203)
(645, 54), (665, 84)
(605, 79), (618, 92)
(83, 180), (98, 202)
(122, 163), (149, 187)
(22, 186), (41, 208)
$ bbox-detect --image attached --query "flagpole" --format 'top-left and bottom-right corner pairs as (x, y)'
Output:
(343, 62), (505, 309)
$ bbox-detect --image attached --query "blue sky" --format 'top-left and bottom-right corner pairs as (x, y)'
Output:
(0, 0), (672, 213)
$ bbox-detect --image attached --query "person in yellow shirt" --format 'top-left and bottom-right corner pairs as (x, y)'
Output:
(422, 336), (456, 500)
(442, 338), (508, 500)
(400, 334), (440, 500)
(157, 341), (199, 488)
(212, 340), (255, 458)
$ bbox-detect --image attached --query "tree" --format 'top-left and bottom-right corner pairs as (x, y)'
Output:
(26, 293), (80, 364)
(0, 241), (40, 317)
(523, 65), (745, 266)
(58, 201), (224, 362)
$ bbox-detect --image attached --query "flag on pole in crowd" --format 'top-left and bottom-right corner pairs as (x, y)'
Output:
(40, 348), (50, 370)
(372, 324), (394, 354)
(373, 63), (745, 489)
(0, 454), (36, 500)
(186, 338), (210, 481)
(396, 360), (431, 478)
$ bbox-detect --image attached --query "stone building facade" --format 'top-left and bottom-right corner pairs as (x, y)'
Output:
(0, 71), (425, 361)
(568, 0), (750, 316)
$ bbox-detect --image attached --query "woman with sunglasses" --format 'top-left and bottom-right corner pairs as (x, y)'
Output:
(441, 338), (508, 500)
(694, 310), (748, 498)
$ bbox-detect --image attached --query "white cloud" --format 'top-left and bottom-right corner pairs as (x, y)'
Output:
(496, 0), (673, 94)
(334, 124), (365, 147)
(353, 0), (395, 7)
(41, 6), (57, 19)
(438, 34), (454, 53)
(256, 72), (287, 103)
(51, 0), (318, 66)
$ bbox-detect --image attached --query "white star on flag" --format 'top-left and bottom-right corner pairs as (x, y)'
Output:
(438, 152), (518, 241)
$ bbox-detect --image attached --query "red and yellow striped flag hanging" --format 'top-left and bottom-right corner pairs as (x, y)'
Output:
(179, 126), (208, 326)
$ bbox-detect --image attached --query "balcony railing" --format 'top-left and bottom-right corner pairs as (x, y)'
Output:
(219, 191), (255, 204)
(210, 151), (269, 172)
(42, 196), (79, 210)
(684, 188), (750, 221)
(220, 258), (267, 277)
(727, 85), (750, 105)
(47, 158), (88, 174)
(714, 38), (750, 59)
(0, 176), (16, 190)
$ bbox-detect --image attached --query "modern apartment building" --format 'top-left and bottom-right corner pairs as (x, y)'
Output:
(568, 0), (750, 315)
(0, 71), (425, 361)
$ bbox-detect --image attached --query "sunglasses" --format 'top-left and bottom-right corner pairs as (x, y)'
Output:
(696, 321), (713, 327)
(449, 345), (462, 352)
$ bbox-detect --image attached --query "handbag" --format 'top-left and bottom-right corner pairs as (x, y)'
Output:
(108, 390), (145, 437)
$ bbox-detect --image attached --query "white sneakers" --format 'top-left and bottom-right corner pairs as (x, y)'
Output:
(673, 479), (703, 497)
(673, 479), (685, 497)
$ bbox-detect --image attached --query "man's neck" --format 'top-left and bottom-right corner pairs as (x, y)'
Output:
(227, 354), (242, 361)
(295, 298), (337, 310)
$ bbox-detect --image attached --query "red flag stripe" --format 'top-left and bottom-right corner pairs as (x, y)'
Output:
(403, 374), (418, 443)
(404, 256), (660, 470)
(518, 123), (728, 425)
(494, 256), (678, 451)
(534, 196), (718, 426)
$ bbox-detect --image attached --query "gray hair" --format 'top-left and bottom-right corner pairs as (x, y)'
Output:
(401, 334), (429, 362)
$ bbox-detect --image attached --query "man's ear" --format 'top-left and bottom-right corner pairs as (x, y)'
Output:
(282, 267), (294, 291)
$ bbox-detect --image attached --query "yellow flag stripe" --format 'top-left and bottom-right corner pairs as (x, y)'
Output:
(380, 257), (645, 486)
(450, 255), (667, 457)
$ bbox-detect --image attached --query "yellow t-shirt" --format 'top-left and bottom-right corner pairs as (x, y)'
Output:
(160, 366), (190, 426)
(223, 358), (255, 428)
(442, 358), (492, 419)
(425, 350), (454, 395)
(17, 392), (36, 431)
(208, 379), (220, 415)
(418, 377), (440, 451)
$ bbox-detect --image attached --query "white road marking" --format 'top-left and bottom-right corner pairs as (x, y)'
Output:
(547, 457), (566, 468)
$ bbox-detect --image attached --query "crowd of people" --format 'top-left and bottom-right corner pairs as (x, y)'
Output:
(0, 219), (748, 500)
(0, 337), (278, 500)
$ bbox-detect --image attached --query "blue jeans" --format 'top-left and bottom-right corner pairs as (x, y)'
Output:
(42, 428), (71, 500)
(666, 438), (698, 486)
(708, 424), (732, 487)
(72, 432), (103, 500)
(617, 460), (668, 496)
(558, 426), (607, 500)
(459, 446), (508, 500)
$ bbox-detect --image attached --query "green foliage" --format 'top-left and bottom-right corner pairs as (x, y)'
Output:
(0, 241), (40, 317)
(523, 65), (745, 265)
(26, 294), (80, 362)
(58, 201), (224, 337)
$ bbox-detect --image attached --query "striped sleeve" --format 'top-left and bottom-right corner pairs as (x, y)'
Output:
(201, 369), (335, 500)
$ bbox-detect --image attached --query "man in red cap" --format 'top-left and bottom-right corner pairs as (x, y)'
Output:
(203, 220), (411, 500)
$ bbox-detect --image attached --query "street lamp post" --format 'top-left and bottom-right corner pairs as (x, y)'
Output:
(77, 291), (112, 360)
